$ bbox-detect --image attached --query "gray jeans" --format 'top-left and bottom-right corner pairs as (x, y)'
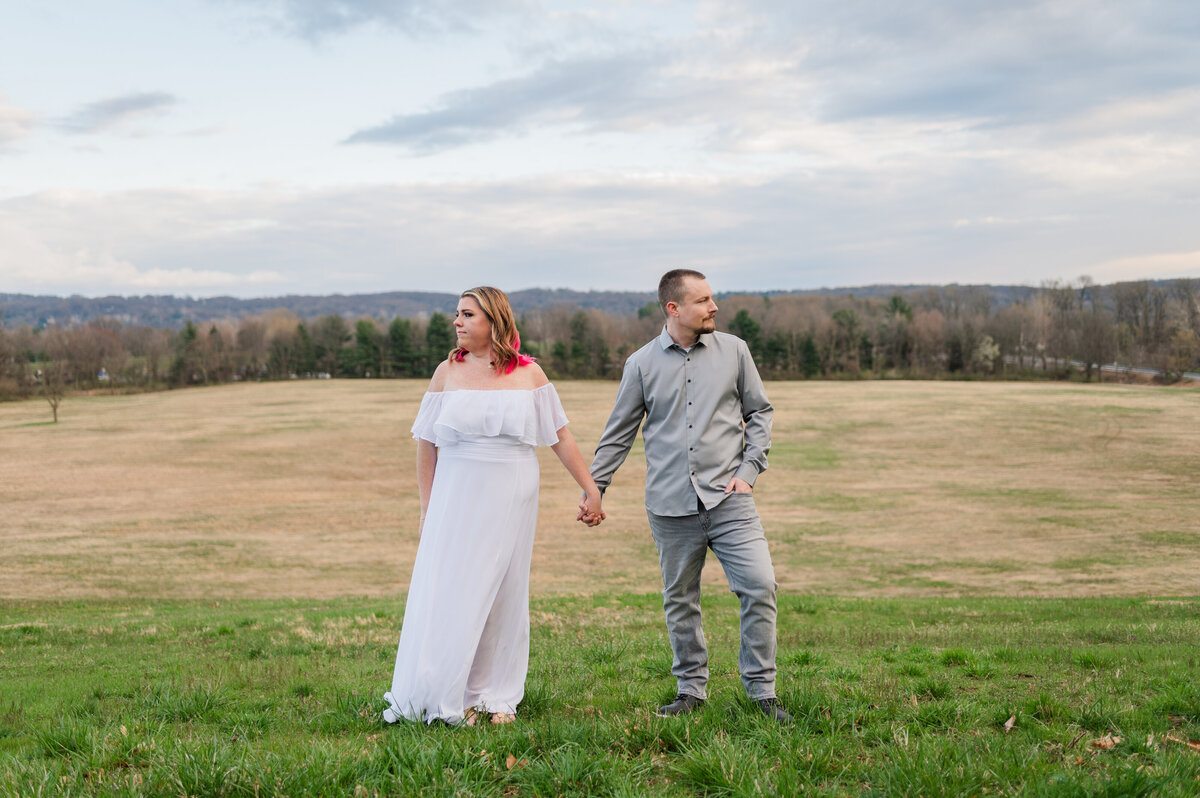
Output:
(647, 493), (778, 701)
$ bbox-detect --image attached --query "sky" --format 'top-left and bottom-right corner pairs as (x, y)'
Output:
(2, 0), (1199, 298)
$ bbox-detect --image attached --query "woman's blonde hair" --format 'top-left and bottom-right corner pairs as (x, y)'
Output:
(450, 286), (527, 373)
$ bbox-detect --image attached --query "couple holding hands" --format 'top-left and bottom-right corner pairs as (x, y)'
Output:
(382, 270), (791, 727)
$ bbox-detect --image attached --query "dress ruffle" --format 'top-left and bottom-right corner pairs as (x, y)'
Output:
(411, 383), (569, 447)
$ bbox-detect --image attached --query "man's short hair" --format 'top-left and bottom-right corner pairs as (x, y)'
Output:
(658, 269), (706, 315)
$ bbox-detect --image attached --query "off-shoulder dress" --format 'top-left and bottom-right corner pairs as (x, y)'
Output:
(382, 384), (568, 725)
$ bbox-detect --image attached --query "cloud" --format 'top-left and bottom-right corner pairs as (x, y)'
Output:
(343, 48), (798, 153)
(0, 192), (286, 296)
(1088, 250), (1200, 283)
(345, 54), (671, 151)
(339, 0), (1200, 158)
(759, 0), (1200, 127)
(0, 95), (35, 148)
(60, 92), (178, 135)
(233, 0), (527, 41)
(4, 165), (1197, 300)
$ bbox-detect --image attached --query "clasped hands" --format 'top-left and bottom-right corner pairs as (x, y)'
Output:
(577, 488), (605, 527)
(576, 478), (751, 528)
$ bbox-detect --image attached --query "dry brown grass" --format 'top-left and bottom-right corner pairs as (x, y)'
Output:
(2, 379), (1198, 599)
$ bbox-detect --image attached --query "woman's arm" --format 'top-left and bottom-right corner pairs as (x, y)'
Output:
(416, 361), (448, 528)
(416, 439), (437, 527)
(550, 427), (605, 526)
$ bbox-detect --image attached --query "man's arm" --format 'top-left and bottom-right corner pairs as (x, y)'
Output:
(589, 357), (647, 493)
(732, 341), (772, 487)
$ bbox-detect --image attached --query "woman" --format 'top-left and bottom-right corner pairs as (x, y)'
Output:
(383, 286), (604, 726)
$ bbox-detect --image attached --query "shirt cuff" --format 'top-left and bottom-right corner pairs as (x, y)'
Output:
(733, 462), (761, 487)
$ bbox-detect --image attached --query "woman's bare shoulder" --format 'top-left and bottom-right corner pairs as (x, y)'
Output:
(525, 362), (550, 388)
(427, 359), (451, 392)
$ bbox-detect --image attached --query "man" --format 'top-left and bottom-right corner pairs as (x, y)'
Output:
(585, 269), (790, 723)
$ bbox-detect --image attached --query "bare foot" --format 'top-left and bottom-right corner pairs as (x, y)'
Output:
(490, 712), (516, 725)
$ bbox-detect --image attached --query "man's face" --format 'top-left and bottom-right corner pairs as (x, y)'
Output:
(672, 277), (718, 335)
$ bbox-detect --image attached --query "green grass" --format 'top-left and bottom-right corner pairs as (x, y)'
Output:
(2, 595), (1199, 796)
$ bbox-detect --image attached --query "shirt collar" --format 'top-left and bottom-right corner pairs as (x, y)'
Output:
(657, 326), (709, 352)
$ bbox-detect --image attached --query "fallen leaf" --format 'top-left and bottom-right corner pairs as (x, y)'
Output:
(1003, 715), (1016, 733)
(1090, 735), (1122, 750)
(909, 694), (918, 708)
(506, 754), (517, 770)
(1164, 734), (1200, 752)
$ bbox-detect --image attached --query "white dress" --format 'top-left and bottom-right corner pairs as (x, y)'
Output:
(382, 384), (569, 725)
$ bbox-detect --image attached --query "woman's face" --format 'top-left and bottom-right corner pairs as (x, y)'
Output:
(454, 296), (492, 353)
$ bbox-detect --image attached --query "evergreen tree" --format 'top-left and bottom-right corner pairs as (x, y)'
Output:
(799, 333), (820, 378)
(728, 309), (763, 361)
(424, 313), (455, 375)
(637, 301), (661, 319)
(763, 332), (790, 374)
(353, 319), (384, 377)
(550, 340), (569, 377)
(388, 317), (417, 377)
(169, 320), (200, 385)
(886, 295), (914, 321)
(569, 311), (591, 376)
(296, 323), (317, 375)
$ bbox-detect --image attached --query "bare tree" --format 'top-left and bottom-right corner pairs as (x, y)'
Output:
(311, 315), (352, 375)
(1171, 278), (1199, 337)
(40, 326), (71, 422)
(120, 325), (171, 386)
(236, 317), (269, 379)
(910, 310), (946, 375)
(199, 323), (235, 383)
(0, 326), (22, 400)
(1072, 310), (1118, 381)
(1168, 329), (1200, 377)
(986, 305), (1031, 373)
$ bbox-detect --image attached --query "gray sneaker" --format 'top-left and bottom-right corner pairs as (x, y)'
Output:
(656, 694), (705, 717)
(755, 697), (793, 724)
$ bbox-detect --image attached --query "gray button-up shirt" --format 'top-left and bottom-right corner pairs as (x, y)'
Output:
(590, 327), (772, 516)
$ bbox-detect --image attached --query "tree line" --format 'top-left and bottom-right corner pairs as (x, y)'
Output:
(3, 279), (1198, 415)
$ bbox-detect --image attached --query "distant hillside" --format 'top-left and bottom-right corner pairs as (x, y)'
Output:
(0, 289), (655, 328)
(769, 284), (1038, 306)
(0, 288), (673, 329)
(0, 291), (457, 329)
(0, 282), (1138, 329)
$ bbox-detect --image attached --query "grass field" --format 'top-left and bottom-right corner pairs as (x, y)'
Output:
(2, 380), (1199, 795)
(2, 380), (1199, 599)
(2, 595), (1199, 796)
